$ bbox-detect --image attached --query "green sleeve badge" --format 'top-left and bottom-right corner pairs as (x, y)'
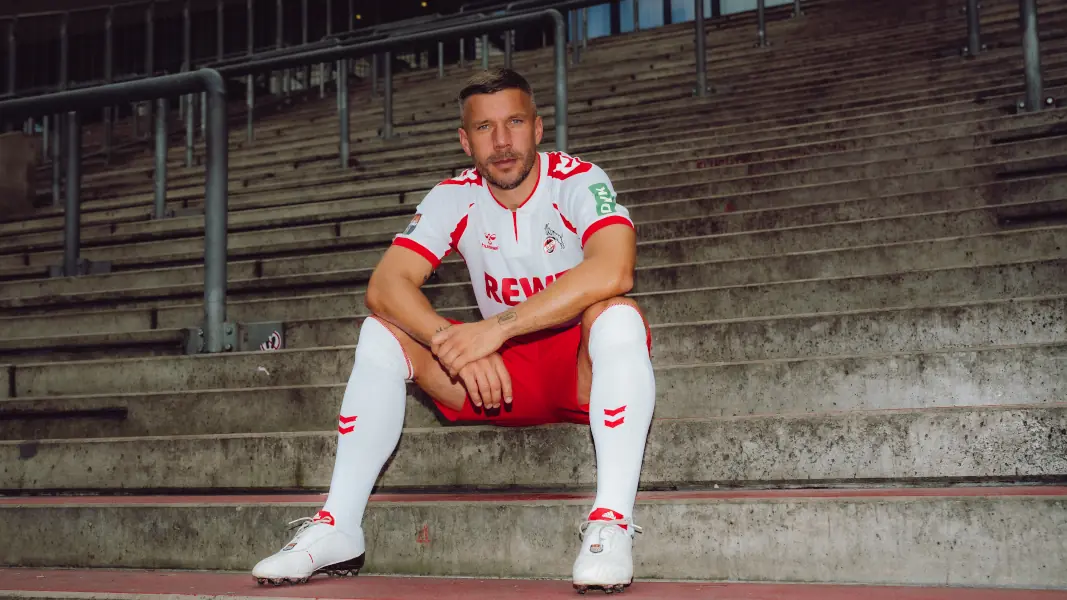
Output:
(588, 183), (617, 216)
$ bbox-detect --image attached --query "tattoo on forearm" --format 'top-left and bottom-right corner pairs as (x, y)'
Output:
(497, 311), (517, 325)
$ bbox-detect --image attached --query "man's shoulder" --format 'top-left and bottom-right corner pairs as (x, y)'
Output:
(543, 151), (608, 185)
(417, 169), (483, 214)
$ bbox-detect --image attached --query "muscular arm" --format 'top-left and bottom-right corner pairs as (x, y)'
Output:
(496, 224), (636, 338)
(364, 245), (455, 347)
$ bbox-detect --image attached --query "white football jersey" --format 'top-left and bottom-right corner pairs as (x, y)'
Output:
(392, 151), (634, 320)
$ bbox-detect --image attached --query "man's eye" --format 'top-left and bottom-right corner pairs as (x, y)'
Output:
(511, 119), (523, 125)
(478, 124), (490, 130)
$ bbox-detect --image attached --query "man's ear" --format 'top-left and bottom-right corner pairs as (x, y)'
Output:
(458, 127), (473, 157)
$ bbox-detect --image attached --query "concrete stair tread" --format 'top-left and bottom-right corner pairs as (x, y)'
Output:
(4, 486), (1066, 586)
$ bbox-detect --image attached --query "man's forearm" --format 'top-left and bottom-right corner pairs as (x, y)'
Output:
(494, 256), (631, 340)
(366, 276), (454, 347)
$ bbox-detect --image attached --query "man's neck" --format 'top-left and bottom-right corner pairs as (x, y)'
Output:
(489, 154), (541, 211)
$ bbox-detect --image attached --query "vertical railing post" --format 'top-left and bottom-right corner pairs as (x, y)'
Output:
(277, 0), (288, 95)
(59, 13), (69, 90)
(482, 33), (489, 69)
(438, 41), (445, 78)
(383, 51), (393, 139)
(5, 19), (15, 97)
(964, 0), (982, 57)
(792, 0), (802, 17)
(104, 7), (114, 164)
(203, 77), (230, 354)
(145, 2), (156, 135)
(42, 116), (49, 162)
(183, 0), (193, 163)
(154, 97), (169, 219)
(695, 0), (707, 96)
(63, 111), (81, 277)
(570, 11), (581, 64)
(372, 53), (379, 96)
(633, 0), (640, 31)
(51, 116), (62, 207)
(554, 13), (568, 153)
(338, 58), (349, 168)
(757, 0), (768, 46)
(326, 0), (334, 88)
(217, 0), (225, 60)
(301, 0), (310, 91)
(504, 30), (513, 69)
(1019, 0), (1048, 112)
(246, 0), (255, 142)
(582, 8), (588, 49)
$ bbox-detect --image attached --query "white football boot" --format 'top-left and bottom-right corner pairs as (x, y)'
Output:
(571, 514), (643, 594)
(252, 511), (366, 585)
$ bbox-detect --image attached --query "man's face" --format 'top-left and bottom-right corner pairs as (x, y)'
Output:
(458, 88), (544, 190)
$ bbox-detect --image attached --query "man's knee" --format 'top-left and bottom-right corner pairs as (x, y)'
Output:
(355, 316), (413, 381)
(582, 298), (650, 348)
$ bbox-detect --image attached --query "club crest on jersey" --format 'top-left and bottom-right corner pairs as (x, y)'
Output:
(589, 183), (617, 216)
(543, 224), (565, 254)
(403, 214), (421, 235)
(482, 232), (499, 250)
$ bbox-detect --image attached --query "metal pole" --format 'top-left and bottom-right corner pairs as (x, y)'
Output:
(42, 116), (49, 162)
(277, 0), (287, 95)
(154, 97), (169, 219)
(51, 118), (61, 207)
(302, 0), (310, 90)
(571, 11), (580, 64)
(965, 0), (981, 56)
(5, 19), (15, 96)
(757, 0), (767, 46)
(438, 40), (445, 78)
(183, 1), (192, 129)
(633, 0), (639, 31)
(793, 0), (802, 17)
(372, 53), (378, 96)
(482, 33), (489, 69)
(63, 111), (81, 277)
(504, 30), (513, 69)
(582, 7), (588, 48)
(383, 51), (393, 139)
(349, 0), (355, 31)
(217, 0), (225, 60)
(247, 0), (255, 142)
(1020, 0), (1045, 111)
(325, 0), (334, 91)
(695, 0), (706, 96)
(104, 7), (114, 162)
(460, 38), (466, 67)
(186, 90), (195, 166)
(204, 81), (230, 354)
(145, 3), (155, 132)
(554, 13), (567, 152)
(59, 13), (69, 89)
(338, 58), (349, 168)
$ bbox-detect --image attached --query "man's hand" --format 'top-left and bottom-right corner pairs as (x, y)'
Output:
(431, 317), (509, 377)
(455, 353), (513, 410)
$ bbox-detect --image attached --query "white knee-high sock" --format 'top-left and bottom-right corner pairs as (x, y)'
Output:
(586, 304), (656, 526)
(319, 317), (412, 534)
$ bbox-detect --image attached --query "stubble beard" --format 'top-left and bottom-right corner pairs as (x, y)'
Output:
(478, 150), (537, 191)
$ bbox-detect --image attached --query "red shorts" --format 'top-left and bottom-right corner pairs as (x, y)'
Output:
(432, 314), (652, 428)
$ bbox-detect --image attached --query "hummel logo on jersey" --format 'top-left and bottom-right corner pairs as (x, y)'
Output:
(482, 232), (499, 250)
(543, 224), (565, 254)
(589, 183), (617, 216)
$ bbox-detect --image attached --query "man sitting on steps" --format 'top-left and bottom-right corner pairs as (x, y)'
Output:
(252, 68), (657, 593)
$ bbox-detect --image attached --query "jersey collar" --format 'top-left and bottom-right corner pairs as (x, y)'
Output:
(487, 152), (543, 212)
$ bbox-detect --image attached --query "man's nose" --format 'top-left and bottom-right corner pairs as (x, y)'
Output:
(492, 126), (511, 149)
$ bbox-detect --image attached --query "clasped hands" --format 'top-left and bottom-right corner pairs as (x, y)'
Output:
(431, 319), (512, 410)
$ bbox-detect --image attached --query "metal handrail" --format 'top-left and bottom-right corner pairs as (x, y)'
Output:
(0, 69), (232, 354)
(216, 8), (569, 155)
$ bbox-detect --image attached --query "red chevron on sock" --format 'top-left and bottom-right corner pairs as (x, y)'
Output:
(338, 424), (355, 434)
(604, 417), (625, 428)
(338, 415), (358, 424)
(603, 405), (627, 417)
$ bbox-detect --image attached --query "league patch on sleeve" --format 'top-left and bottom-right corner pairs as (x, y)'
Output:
(589, 183), (618, 215)
(403, 214), (421, 235)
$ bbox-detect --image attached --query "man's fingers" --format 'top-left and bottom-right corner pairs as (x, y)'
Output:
(483, 362), (503, 408)
(461, 370), (483, 407)
(473, 366), (495, 410)
(492, 355), (514, 405)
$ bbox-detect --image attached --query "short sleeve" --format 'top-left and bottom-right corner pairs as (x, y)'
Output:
(558, 163), (634, 247)
(391, 186), (466, 269)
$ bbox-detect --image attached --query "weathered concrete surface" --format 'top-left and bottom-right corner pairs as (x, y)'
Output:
(2, 490), (1064, 586)
(9, 295), (1066, 396)
(3, 343), (1064, 440)
(2, 404), (1065, 491)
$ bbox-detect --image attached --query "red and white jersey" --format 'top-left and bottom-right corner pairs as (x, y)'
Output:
(392, 151), (634, 320)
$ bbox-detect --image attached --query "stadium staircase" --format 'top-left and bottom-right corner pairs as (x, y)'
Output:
(1, 0), (1066, 597)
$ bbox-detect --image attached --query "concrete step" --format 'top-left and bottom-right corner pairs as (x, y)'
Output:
(7, 294), (1066, 396)
(2, 488), (1066, 587)
(5, 223), (1061, 338)
(2, 256), (1064, 361)
(6, 568), (1063, 600)
(3, 404), (1065, 492)
(2, 342), (1063, 440)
